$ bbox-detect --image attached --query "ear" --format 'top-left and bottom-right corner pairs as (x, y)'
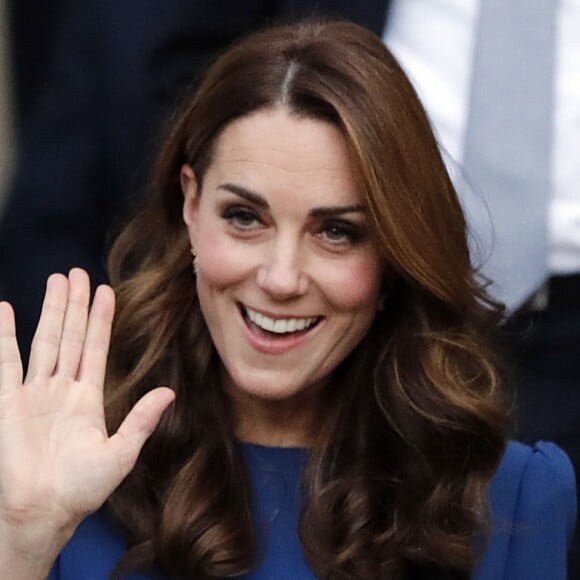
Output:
(181, 164), (199, 232)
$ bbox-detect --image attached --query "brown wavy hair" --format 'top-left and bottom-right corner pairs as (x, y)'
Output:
(105, 19), (510, 579)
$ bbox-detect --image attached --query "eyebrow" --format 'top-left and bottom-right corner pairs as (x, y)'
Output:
(217, 183), (364, 218)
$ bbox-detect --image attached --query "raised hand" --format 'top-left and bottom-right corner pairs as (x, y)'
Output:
(0, 269), (174, 573)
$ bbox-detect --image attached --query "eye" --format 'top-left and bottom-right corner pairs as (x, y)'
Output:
(323, 225), (351, 243)
(221, 205), (263, 230)
(318, 220), (364, 247)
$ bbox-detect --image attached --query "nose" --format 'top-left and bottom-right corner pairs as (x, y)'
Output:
(256, 238), (309, 299)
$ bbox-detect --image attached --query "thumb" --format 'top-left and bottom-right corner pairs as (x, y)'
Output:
(108, 387), (175, 476)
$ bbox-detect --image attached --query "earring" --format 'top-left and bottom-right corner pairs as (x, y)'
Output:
(191, 248), (198, 275)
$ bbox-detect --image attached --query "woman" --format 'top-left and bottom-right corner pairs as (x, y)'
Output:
(0, 20), (575, 580)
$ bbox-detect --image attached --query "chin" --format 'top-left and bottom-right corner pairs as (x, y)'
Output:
(227, 367), (321, 402)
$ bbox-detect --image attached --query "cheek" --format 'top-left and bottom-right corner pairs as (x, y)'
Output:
(193, 224), (252, 288)
(321, 256), (382, 311)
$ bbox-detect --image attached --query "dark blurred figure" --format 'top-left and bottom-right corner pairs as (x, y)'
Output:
(0, 0), (388, 359)
(8, 0), (69, 124)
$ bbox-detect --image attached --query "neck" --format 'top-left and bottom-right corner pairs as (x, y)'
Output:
(228, 384), (326, 448)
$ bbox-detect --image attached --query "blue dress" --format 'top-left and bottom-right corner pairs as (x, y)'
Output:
(49, 441), (576, 579)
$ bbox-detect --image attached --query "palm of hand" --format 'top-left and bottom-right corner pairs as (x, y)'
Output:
(0, 269), (174, 538)
(1, 376), (116, 524)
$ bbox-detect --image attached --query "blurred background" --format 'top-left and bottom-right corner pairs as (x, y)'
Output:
(0, 0), (67, 207)
(0, 0), (15, 214)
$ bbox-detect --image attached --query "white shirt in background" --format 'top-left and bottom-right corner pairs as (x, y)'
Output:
(383, 0), (580, 275)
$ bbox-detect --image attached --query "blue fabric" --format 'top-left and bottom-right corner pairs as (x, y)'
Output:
(48, 441), (576, 580)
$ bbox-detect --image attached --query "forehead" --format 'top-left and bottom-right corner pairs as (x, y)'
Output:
(205, 107), (359, 206)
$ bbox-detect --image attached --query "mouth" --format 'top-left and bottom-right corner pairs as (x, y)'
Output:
(240, 304), (323, 338)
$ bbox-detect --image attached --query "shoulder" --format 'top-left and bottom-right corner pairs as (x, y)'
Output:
(491, 440), (576, 531)
(492, 440), (575, 505)
(501, 440), (574, 480)
(474, 441), (577, 580)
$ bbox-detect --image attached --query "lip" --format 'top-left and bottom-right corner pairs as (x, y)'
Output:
(237, 303), (323, 355)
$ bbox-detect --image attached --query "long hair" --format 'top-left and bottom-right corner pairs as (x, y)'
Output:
(105, 19), (510, 579)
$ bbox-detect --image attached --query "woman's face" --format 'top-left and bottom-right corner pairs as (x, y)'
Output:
(182, 106), (382, 403)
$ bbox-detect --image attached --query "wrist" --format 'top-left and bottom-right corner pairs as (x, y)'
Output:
(0, 517), (76, 578)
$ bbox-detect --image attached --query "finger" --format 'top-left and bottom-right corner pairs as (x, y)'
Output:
(108, 387), (175, 475)
(26, 274), (68, 381)
(55, 269), (91, 379)
(0, 302), (24, 391)
(77, 284), (115, 387)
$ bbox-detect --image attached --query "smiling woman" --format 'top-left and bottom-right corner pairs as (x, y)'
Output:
(0, 18), (575, 580)
(179, 108), (382, 433)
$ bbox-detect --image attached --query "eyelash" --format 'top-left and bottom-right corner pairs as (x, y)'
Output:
(317, 220), (364, 247)
(220, 204), (365, 248)
(221, 205), (263, 230)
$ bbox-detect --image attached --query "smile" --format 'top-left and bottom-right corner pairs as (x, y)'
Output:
(243, 306), (321, 335)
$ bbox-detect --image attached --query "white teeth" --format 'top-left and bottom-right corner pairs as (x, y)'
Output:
(245, 307), (318, 334)
(273, 319), (286, 333)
